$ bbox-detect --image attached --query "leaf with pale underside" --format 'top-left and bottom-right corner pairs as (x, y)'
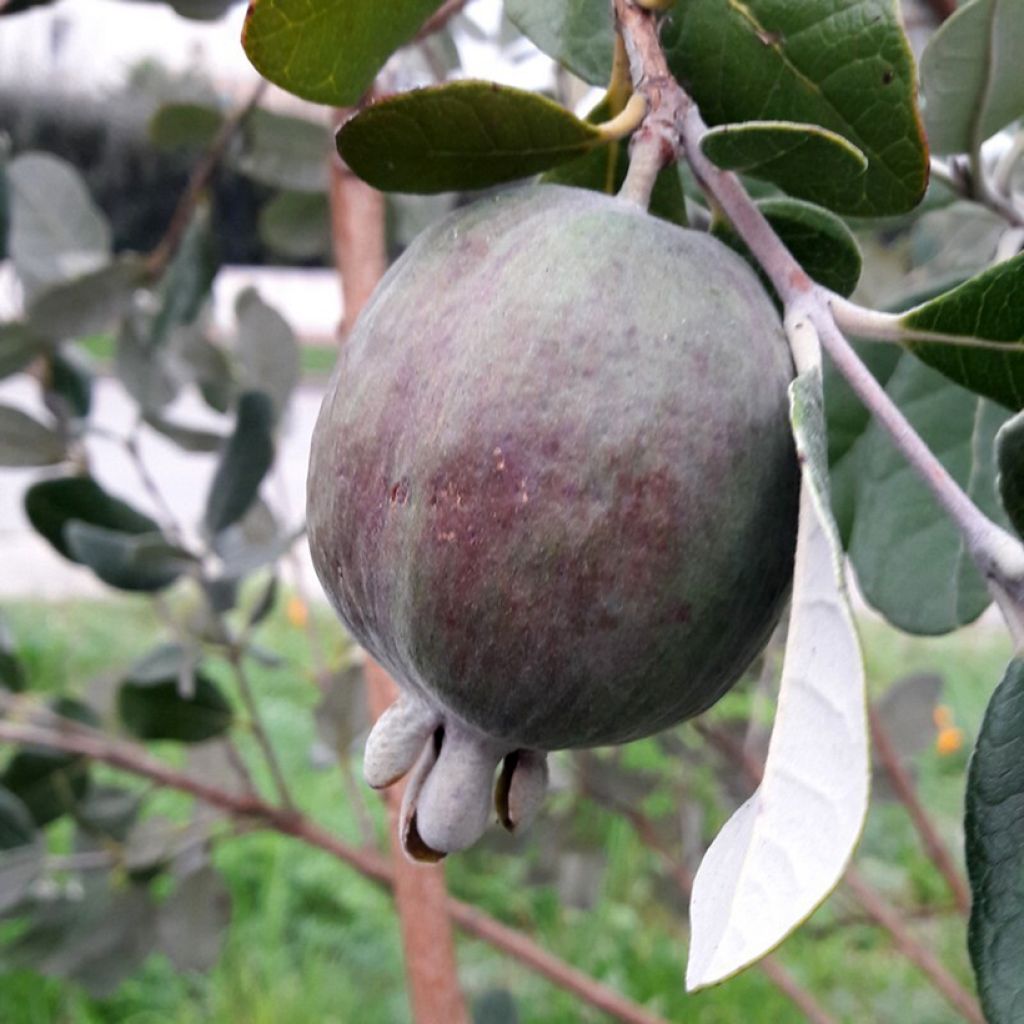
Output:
(505, 0), (613, 85)
(921, 0), (1024, 155)
(0, 404), (65, 467)
(687, 363), (867, 990)
(337, 81), (604, 194)
(242, 0), (441, 106)
(896, 253), (1024, 410)
(701, 121), (868, 214)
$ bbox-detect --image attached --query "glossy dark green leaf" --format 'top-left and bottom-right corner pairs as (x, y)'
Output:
(47, 348), (94, 420)
(849, 358), (1010, 634)
(64, 523), (194, 592)
(898, 254), (1024, 410)
(204, 391), (275, 536)
(0, 321), (50, 380)
(258, 190), (331, 260)
(966, 658), (1024, 1022)
(148, 102), (224, 151)
(700, 121), (868, 213)
(234, 109), (328, 192)
(1, 734), (91, 827)
(996, 411), (1024, 539)
(337, 81), (604, 194)
(541, 97), (688, 228)
(505, 0), (611, 85)
(150, 205), (218, 349)
(712, 197), (862, 297)
(242, 0), (441, 105)
(0, 0), (60, 12)
(666, 0), (928, 217)
(247, 574), (278, 627)
(0, 786), (35, 850)
(234, 289), (298, 421)
(6, 152), (111, 296)
(0, 404), (65, 467)
(921, 0), (1024, 155)
(118, 671), (233, 743)
(26, 258), (145, 341)
(24, 476), (159, 561)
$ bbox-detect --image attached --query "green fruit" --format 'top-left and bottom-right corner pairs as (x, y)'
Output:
(307, 185), (798, 856)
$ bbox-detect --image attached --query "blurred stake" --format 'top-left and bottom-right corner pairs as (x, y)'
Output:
(328, 116), (469, 1024)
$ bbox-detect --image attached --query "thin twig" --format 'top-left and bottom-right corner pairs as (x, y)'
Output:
(415, 0), (470, 41)
(228, 649), (296, 811)
(868, 704), (971, 915)
(145, 79), (268, 279)
(0, 719), (670, 1024)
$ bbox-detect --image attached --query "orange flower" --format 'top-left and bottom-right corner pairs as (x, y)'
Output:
(936, 725), (964, 757)
(286, 596), (309, 629)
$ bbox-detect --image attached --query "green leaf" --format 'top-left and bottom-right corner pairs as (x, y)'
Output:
(234, 109), (328, 192)
(505, 0), (612, 85)
(148, 102), (224, 151)
(337, 81), (604, 194)
(74, 784), (141, 843)
(118, 670), (233, 743)
(234, 289), (299, 421)
(0, 321), (51, 380)
(0, 842), (42, 915)
(203, 390), (275, 536)
(115, 312), (179, 413)
(996, 411), (1024, 539)
(966, 658), (1024, 1022)
(1, 729), (91, 827)
(0, 787), (35, 850)
(849, 358), (1010, 634)
(0, 611), (26, 693)
(898, 254), (1024, 410)
(701, 121), (868, 213)
(712, 197), (862, 298)
(242, 0), (442, 106)
(688, 364), (866, 988)
(156, 863), (231, 972)
(47, 347), (94, 421)
(0, 404), (65, 467)
(541, 97), (688, 228)
(24, 476), (159, 562)
(258, 191), (331, 260)
(64, 523), (194, 592)
(666, 0), (928, 216)
(921, 0), (1024, 155)
(26, 258), (146, 341)
(143, 411), (225, 452)
(6, 152), (111, 296)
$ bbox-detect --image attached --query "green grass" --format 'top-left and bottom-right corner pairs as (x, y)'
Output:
(0, 598), (1009, 1023)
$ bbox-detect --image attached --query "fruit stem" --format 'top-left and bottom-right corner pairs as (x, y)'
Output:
(596, 93), (648, 143)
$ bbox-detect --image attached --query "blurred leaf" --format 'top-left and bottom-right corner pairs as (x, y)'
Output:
(541, 97), (688, 228)
(921, 0), (1024, 155)
(119, 670), (233, 743)
(6, 881), (158, 998)
(472, 989), (520, 1024)
(234, 109), (328, 192)
(1, 728), (91, 827)
(6, 152), (111, 296)
(387, 193), (457, 253)
(218, 525), (303, 579)
(242, 0), (442, 106)
(897, 254), (1024, 410)
(874, 673), (944, 758)
(64, 523), (194, 593)
(0, 611), (26, 693)
(849, 359), (1009, 634)
(167, 328), (235, 413)
(234, 288), (299, 421)
(150, 204), (218, 350)
(712, 197), (862, 298)
(666, 0), (928, 216)
(46, 348), (94, 420)
(0, 842), (42, 914)
(149, 102), (224, 151)
(688, 365), (867, 990)
(156, 863), (231, 972)
(258, 191), (331, 260)
(505, 0), (611, 85)
(24, 476), (159, 562)
(128, 642), (197, 690)
(247, 574), (278, 627)
(0, 321), (51, 380)
(143, 412), (225, 452)
(26, 258), (145, 341)
(116, 312), (179, 413)
(701, 121), (868, 213)
(337, 81), (604, 194)
(997, 411), (1024, 538)
(0, 787), (35, 850)
(0, 0), (61, 12)
(204, 390), (275, 536)
(0, 404), (65, 467)
(74, 784), (141, 843)
(314, 663), (368, 758)
(966, 658), (1024, 1023)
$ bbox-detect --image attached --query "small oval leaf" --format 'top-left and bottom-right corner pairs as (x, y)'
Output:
(118, 671), (233, 744)
(0, 403), (65, 467)
(337, 81), (604, 194)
